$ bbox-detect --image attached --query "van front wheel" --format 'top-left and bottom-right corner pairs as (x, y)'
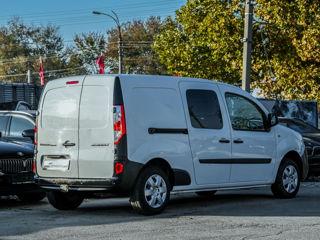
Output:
(271, 158), (300, 198)
(47, 191), (84, 210)
(130, 166), (170, 215)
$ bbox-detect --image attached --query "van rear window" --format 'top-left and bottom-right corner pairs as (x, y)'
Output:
(41, 87), (81, 129)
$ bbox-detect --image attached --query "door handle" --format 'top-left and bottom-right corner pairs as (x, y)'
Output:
(62, 140), (76, 147)
(219, 138), (230, 143)
(233, 139), (243, 144)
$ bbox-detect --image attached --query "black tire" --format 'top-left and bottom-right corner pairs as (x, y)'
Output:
(47, 191), (84, 210)
(271, 158), (300, 198)
(195, 191), (217, 197)
(130, 166), (170, 215)
(17, 192), (46, 202)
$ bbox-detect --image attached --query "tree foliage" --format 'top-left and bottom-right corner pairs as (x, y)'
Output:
(154, 0), (320, 101)
(254, 0), (320, 101)
(105, 16), (167, 75)
(154, 0), (244, 84)
(70, 32), (107, 74)
(0, 19), (69, 83)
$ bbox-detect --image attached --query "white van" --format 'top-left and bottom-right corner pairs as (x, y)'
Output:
(35, 75), (308, 215)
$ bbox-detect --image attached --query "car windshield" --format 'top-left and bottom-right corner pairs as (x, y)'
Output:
(280, 119), (320, 134)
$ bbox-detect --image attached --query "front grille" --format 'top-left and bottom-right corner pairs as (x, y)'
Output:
(313, 147), (320, 156)
(0, 158), (33, 173)
(306, 146), (313, 156)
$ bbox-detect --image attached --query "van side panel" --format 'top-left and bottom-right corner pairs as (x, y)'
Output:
(121, 76), (195, 187)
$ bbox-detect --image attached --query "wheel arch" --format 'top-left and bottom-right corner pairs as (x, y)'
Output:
(142, 158), (175, 190)
(281, 151), (303, 177)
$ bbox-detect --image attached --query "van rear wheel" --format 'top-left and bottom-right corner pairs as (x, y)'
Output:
(47, 191), (84, 210)
(130, 166), (170, 215)
(271, 158), (300, 198)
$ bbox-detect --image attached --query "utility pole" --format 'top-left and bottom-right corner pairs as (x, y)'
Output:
(241, 0), (254, 93)
(92, 10), (123, 74)
(26, 57), (32, 84)
(27, 70), (32, 84)
(117, 24), (123, 74)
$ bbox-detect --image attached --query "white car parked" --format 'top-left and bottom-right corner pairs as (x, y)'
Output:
(34, 75), (308, 215)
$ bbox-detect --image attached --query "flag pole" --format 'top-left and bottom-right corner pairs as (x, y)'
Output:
(38, 56), (45, 86)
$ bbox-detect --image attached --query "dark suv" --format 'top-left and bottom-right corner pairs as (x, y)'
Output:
(0, 111), (45, 202)
(279, 117), (320, 176)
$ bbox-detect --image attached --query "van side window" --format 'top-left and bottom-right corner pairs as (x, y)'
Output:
(186, 90), (223, 129)
(225, 93), (265, 131)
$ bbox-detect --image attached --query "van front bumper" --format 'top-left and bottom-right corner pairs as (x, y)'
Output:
(35, 177), (119, 192)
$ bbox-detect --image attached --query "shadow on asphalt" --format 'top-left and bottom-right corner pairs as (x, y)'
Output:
(1, 185), (320, 237)
(0, 196), (48, 210)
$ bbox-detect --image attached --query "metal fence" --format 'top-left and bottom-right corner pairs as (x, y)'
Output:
(0, 83), (43, 110)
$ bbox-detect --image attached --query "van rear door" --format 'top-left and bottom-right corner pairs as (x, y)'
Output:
(78, 75), (115, 179)
(36, 77), (84, 178)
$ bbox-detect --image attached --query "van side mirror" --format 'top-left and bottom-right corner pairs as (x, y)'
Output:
(22, 129), (35, 143)
(267, 113), (278, 129)
(0, 132), (2, 138)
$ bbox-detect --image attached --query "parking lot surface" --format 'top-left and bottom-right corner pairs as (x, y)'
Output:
(1, 182), (320, 240)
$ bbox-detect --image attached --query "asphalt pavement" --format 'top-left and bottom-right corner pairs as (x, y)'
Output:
(1, 182), (320, 240)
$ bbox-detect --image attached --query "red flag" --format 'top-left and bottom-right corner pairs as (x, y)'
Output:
(38, 57), (45, 85)
(96, 55), (104, 74)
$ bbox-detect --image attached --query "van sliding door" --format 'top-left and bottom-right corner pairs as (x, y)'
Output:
(179, 82), (232, 185)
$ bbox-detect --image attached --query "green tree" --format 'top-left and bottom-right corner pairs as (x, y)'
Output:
(0, 19), (70, 84)
(154, 0), (244, 83)
(105, 16), (167, 74)
(70, 32), (108, 74)
(154, 0), (320, 102)
(253, 0), (320, 101)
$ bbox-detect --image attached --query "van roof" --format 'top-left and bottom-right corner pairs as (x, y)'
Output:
(45, 73), (247, 96)
(45, 74), (234, 86)
(45, 74), (245, 97)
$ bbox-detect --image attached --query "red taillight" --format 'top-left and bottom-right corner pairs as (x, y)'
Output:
(34, 114), (38, 174)
(115, 163), (124, 174)
(113, 105), (126, 145)
(66, 80), (79, 85)
(33, 161), (36, 173)
(34, 124), (38, 146)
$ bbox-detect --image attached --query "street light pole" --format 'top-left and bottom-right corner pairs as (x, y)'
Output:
(241, 0), (254, 92)
(92, 10), (123, 74)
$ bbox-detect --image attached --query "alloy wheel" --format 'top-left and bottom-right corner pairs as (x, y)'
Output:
(144, 174), (167, 208)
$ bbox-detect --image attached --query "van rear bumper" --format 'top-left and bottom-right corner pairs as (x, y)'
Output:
(35, 177), (119, 192)
(35, 159), (144, 193)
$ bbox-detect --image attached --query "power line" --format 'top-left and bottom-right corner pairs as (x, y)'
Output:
(0, 40), (155, 59)
(11, 10), (175, 27)
(0, 66), (86, 78)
